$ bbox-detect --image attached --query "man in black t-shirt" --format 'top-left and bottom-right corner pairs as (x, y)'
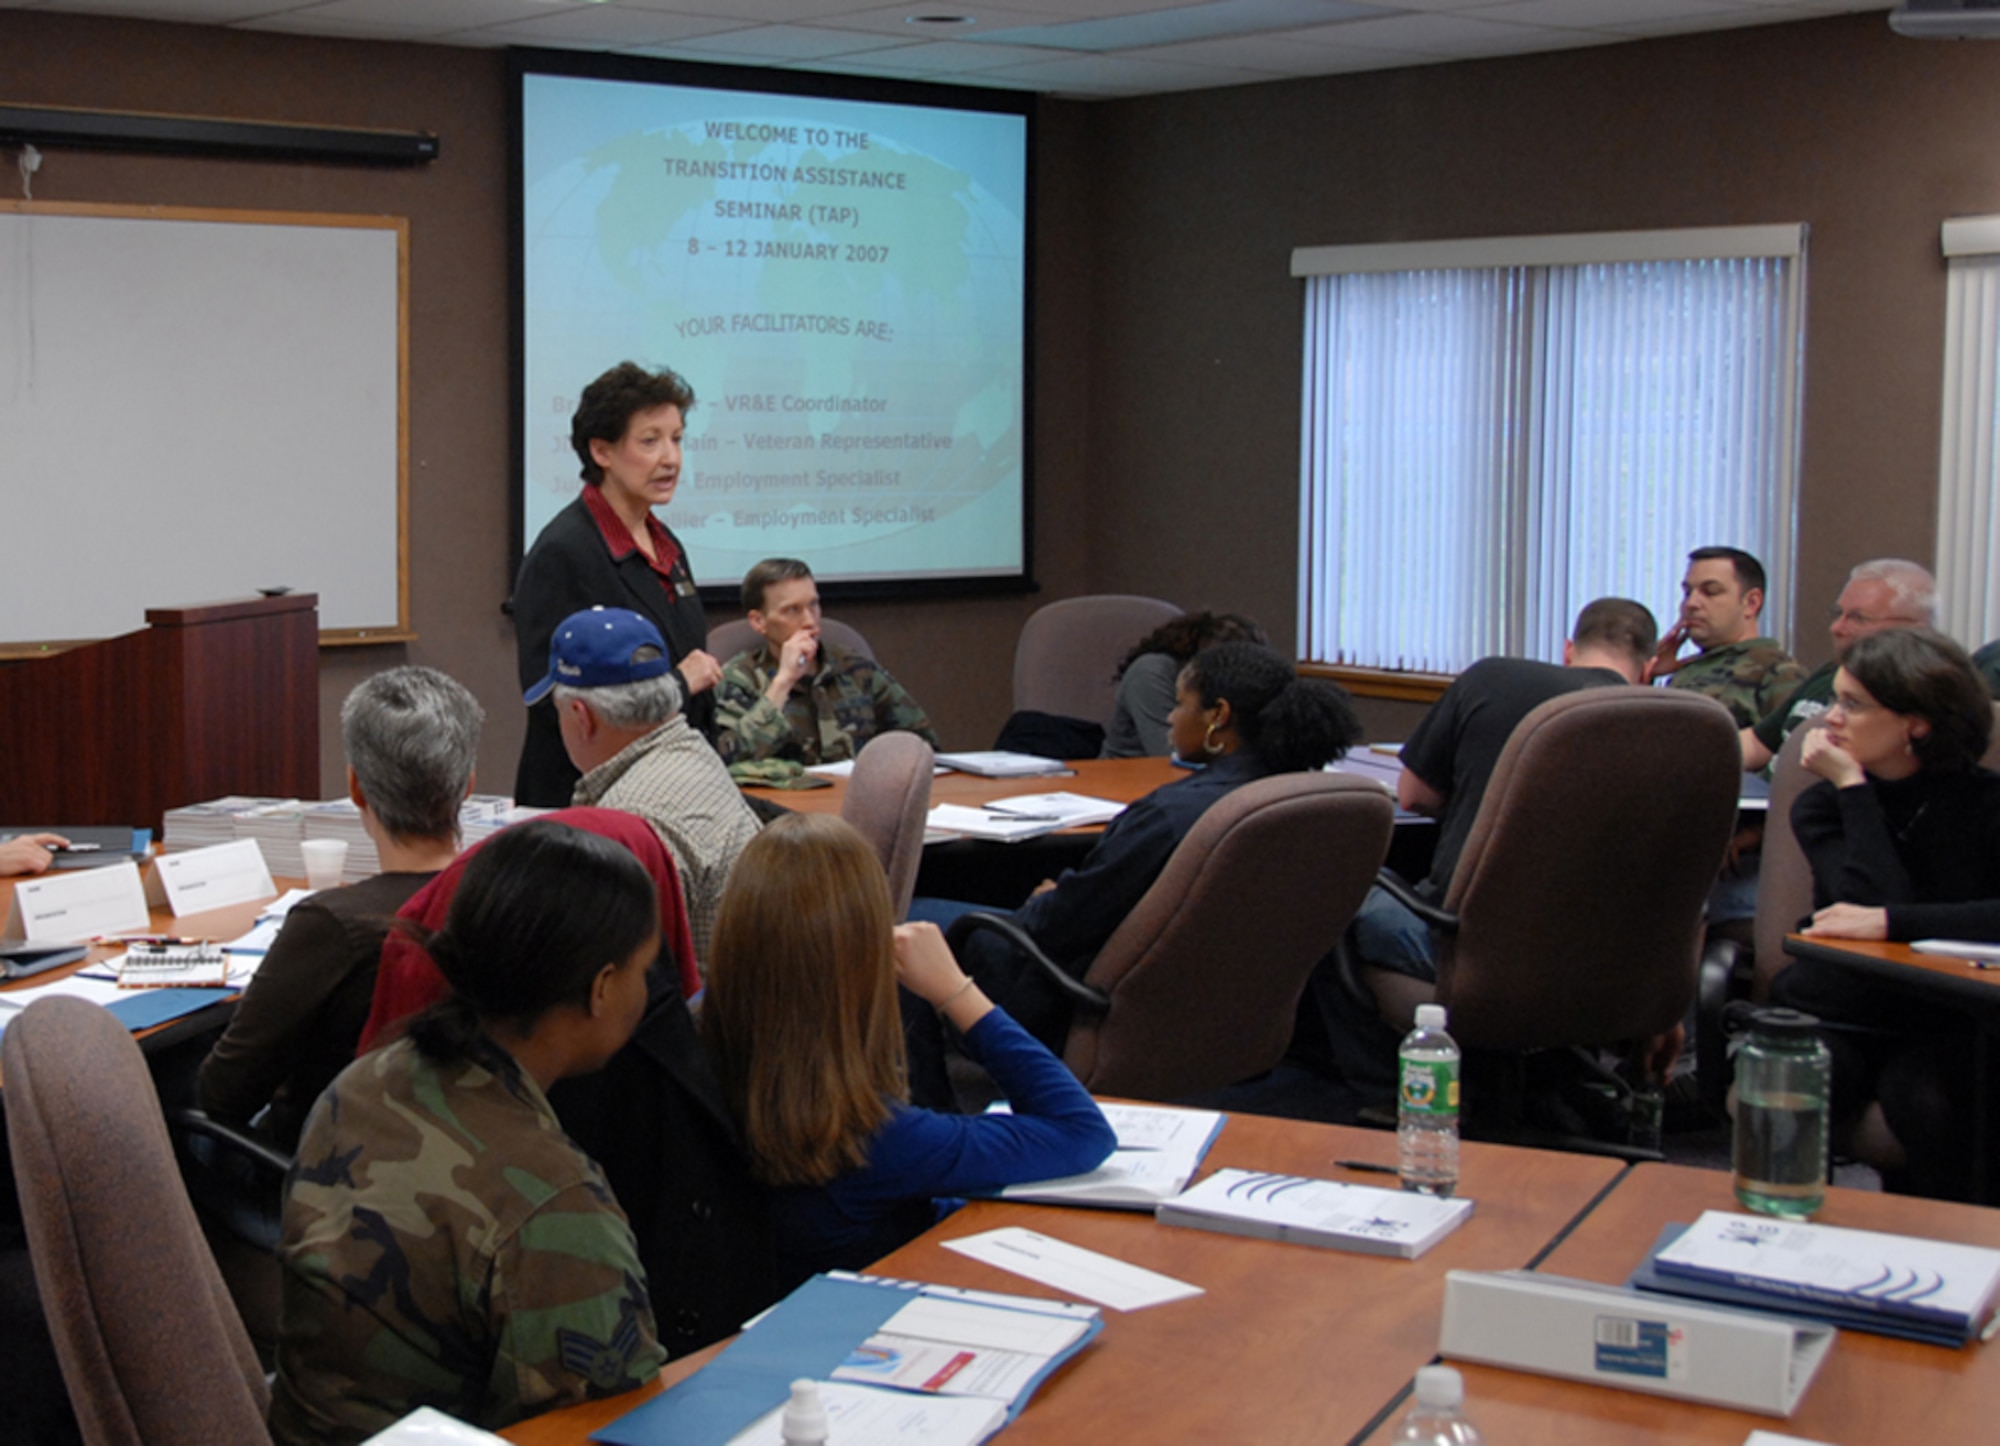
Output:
(1351, 597), (1659, 982)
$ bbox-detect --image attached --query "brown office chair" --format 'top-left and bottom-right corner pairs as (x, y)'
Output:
(840, 730), (936, 921)
(1363, 688), (1741, 1149)
(1011, 594), (1181, 726)
(948, 772), (1394, 1101)
(4, 996), (272, 1446)
(706, 616), (875, 666)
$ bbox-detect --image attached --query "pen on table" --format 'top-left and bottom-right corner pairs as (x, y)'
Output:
(1333, 1159), (1400, 1176)
(1970, 960), (2000, 971)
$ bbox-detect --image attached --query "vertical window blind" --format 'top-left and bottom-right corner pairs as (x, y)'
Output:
(1293, 227), (1806, 674)
(1937, 216), (2000, 647)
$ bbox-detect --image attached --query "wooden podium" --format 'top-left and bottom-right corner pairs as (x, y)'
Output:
(0, 595), (320, 833)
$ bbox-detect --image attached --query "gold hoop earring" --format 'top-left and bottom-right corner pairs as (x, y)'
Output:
(1202, 723), (1224, 757)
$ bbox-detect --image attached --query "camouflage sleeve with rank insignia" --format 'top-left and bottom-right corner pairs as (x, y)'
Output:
(483, 1175), (666, 1423)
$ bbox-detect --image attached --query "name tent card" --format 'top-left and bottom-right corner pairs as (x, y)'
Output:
(146, 838), (277, 917)
(5, 860), (150, 942)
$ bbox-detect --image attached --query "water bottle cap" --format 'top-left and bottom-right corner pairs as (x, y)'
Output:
(1415, 1003), (1447, 1031)
(1413, 1364), (1464, 1410)
(1748, 1006), (1820, 1038)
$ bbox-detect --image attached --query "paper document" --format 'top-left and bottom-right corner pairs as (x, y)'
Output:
(725, 1382), (1005, 1446)
(1651, 1210), (2000, 1336)
(942, 1226), (1203, 1311)
(1157, 1168), (1474, 1258)
(1913, 938), (2000, 963)
(978, 792), (1127, 828)
(926, 805), (1064, 843)
(935, 751), (1071, 778)
(989, 1102), (1223, 1209)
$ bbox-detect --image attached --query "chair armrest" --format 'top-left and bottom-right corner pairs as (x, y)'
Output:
(943, 912), (1111, 1015)
(166, 1107), (296, 1179)
(1372, 870), (1459, 934)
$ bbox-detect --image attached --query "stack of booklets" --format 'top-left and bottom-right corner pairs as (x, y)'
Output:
(592, 1272), (1101, 1446)
(458, 796), (541, 848)
(1157, 1168), (1475, 1259)
(234, 801), (308, 878)
(162, 797), (295, 853)
(1632, 1210), (2000, 1347)
(986, 1102), (1223, 1209)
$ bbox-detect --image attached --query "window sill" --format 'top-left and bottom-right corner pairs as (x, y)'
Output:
(1297, 662), (1453, 705)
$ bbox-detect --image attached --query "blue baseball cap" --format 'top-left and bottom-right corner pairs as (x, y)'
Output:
(523, 607), (674, 705)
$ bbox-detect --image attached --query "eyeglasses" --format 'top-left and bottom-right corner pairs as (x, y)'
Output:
(1827, 607), (1921, 628)
(1827, 693), (1885, 718)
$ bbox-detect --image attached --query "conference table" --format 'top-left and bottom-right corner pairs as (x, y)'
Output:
(504, 1124), (2000, 1446)
(1784, 933), (2000, 1205)
(742, 752), (1435, 904)
(1354, 1162), (2000, 1445)
(500, 1115), (1628, 1446)
(0, 871), (272, 1084)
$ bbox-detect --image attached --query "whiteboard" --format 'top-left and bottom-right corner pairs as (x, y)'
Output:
(0, 202), (406, 648)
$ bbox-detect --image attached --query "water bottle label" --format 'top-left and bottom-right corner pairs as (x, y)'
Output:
(1399, 1058), (1459, 1115)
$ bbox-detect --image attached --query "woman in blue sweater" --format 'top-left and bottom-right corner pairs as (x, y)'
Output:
(700, 813), (1115, 1288)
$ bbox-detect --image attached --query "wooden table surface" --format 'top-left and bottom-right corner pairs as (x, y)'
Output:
(502, 1114), (1623, 1446)
(1785, 933), (2000, 1004)
(1357, 1161), (2000, 1445)
(743, 756), (1187, 822)
(0, 870), (276, 1074)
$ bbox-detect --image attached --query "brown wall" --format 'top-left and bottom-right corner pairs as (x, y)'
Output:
(1082, 12), (2000, 730)
(5, 9), (1995, 788)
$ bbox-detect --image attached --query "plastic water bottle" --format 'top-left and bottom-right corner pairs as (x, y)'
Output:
(1732, 1006), (1830, 1219)
(1390, 1365), (1485, 1444)
(780, 1378), (829, 1446)
(1398, 1003), (1461, 1197)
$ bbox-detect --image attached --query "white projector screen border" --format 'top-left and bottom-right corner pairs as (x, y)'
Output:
(510, 50), (1034, 602)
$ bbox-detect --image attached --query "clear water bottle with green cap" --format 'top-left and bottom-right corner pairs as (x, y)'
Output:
(1398, 1003), (1460, 1197)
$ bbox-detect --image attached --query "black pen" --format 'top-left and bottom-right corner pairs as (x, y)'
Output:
(1333, 1159), (1400, 1176)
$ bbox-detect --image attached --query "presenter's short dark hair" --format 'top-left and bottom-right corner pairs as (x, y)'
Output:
(1571, 598), (1659, 667)
(1688, 545), (1767, 597)
(742, 558), (815, 614)
(1842, 628), (1994, 772)
(571, 362), (696, 485)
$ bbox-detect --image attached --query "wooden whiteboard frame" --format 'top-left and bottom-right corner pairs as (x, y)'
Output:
(0, 200), (409, 656)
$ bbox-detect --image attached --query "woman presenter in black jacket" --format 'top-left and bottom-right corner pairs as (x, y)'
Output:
(512, 361), (721, 806)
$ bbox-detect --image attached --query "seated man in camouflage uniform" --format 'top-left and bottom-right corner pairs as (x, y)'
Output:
(1654, 546), (1806, 941)
(715, 557), (940, 767)
(1652, 545), (1806, 726)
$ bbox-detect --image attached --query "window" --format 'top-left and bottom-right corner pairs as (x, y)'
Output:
(1935, 216), (2000, 645)
(1293, 227), (1806, 674)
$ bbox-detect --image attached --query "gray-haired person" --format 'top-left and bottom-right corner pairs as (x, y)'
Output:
(199, 665), (483, 1149)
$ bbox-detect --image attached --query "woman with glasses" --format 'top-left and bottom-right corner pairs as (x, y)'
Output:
(1771, 627), (2000, 1198)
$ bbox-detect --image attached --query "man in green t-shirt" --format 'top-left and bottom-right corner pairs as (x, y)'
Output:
(1740, 558), (1938, 772)
(1651, 545), (1805, 729)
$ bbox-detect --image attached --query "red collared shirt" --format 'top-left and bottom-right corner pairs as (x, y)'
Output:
(580, 482), (680, 581)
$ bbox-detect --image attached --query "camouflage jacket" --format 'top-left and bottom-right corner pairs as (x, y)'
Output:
(269, 1036), (665, 1445)
(1668, 636), (1807, 728)
(715, 641), (940, 766)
